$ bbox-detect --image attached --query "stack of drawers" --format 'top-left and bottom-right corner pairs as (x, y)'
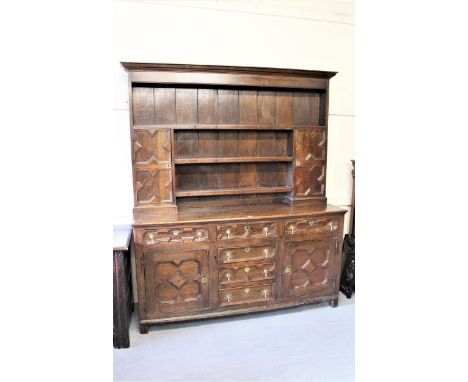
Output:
(217, 222), (278, 307)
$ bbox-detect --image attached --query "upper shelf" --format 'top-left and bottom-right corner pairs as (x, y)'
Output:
(174, 156), (294, 164)
(133, 124), (326, 131)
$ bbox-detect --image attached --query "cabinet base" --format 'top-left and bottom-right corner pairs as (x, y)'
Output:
(140, 294), (338, 327)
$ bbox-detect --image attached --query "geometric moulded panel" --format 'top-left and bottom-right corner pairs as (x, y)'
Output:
(294, 129), (326, 198)
(283, 239), (336, 298)
(145, 249), (210, 316)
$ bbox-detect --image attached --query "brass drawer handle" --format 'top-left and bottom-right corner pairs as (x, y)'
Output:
(195, 231), (204, 240)
(225, 294), (232, 303)
(262, 226), (269, 236)
(225, 252), (232, 262)
(244, 267), (250, 273)
(308, 220), (316, 227)
(172, 229), (181, 236)
(263, 248), (269, 258)
(263, 289), (269, 299)
(263, 269), (268, 278)
(226, 273), (231, 282)
(287, 224), (296, 234)
(201, 276), (208, 284)
(295, 160), (301, 167)
(244, 247), (251, 253)
(226, 228), (232, 239)
(244, 288), (250, 294)
(165, 163), (171, 169)
(244, 225), (251, 233)
(328, 221), (338, 231)
(147, 233), (155, 245)
(284, 266), (291, 274)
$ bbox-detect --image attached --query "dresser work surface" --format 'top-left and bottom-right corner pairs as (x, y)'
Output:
(121, 62), (346, 335)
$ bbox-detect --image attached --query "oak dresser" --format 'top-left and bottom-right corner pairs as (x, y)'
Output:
(121, 62), (347, 334)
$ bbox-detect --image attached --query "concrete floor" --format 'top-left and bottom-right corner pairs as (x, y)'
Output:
(114, 294), (355, 382)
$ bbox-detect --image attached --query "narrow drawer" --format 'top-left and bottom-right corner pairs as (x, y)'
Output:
(285, 217), (339, 238)
(217, 222), (278, 241)
(218, 243), (276, 264)
(143, 226), (209, 246)
(219, 261), (275, 286)
(219, 284), (275, 306)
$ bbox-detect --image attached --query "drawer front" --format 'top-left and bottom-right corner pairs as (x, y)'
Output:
(219, 261), (275, 286)
(219, 284), (275, 306)
(143, 226), (209, 246)
(218, 243), (276, 264)
(217, 222), (278, 241)
(284, 217), (338, 238)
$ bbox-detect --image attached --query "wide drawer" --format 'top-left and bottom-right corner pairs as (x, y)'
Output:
(143, 226), (209, 246)
(217, 222), (278, 241)
(219, 284), (275, 306)
(219, 261), (275, 286)
(218, 243), (276, 264)
(284, 217), (339, 238)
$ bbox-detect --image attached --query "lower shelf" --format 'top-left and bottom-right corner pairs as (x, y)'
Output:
(175, 186), (293, 197)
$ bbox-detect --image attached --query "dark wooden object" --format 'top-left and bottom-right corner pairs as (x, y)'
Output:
(340, 160), (355, 298)
(113, 225), (133, 348)
(122, 63), (347, 335)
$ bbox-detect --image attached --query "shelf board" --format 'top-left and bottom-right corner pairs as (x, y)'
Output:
(175, 186), (293, 197)
(133, 124), (326, 130)
(174, 156), (294, 164)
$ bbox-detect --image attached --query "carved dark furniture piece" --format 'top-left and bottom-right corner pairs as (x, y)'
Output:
(121, 63), (347, 335)
(340, 160), (355, 298)
(113, 225), (133, 348)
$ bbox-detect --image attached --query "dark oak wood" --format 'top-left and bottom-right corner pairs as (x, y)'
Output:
(113, 225), (133, 348)
(122, 62), (346, 339)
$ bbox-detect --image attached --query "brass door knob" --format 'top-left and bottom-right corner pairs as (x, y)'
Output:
(244, 247), (251, 253)
(201, 276), (208, 284)
(244, 288), (250, 294)
(244, 267), (250, 273)
(284, 266), (291, 274)
(295, 160), (301, 167)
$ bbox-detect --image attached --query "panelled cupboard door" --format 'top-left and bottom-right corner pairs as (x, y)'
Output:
(144, 249), (210, 316)
(294, 129), (326, 198)
(282, 238), (336, 298)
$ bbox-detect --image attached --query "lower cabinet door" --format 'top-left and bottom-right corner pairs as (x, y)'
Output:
(282, 238), (337, 298)
(144, 248), (210, 316)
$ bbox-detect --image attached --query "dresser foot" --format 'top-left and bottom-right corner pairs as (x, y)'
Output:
(139, 323), (149, 334)
(329, 297), (339, 307)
